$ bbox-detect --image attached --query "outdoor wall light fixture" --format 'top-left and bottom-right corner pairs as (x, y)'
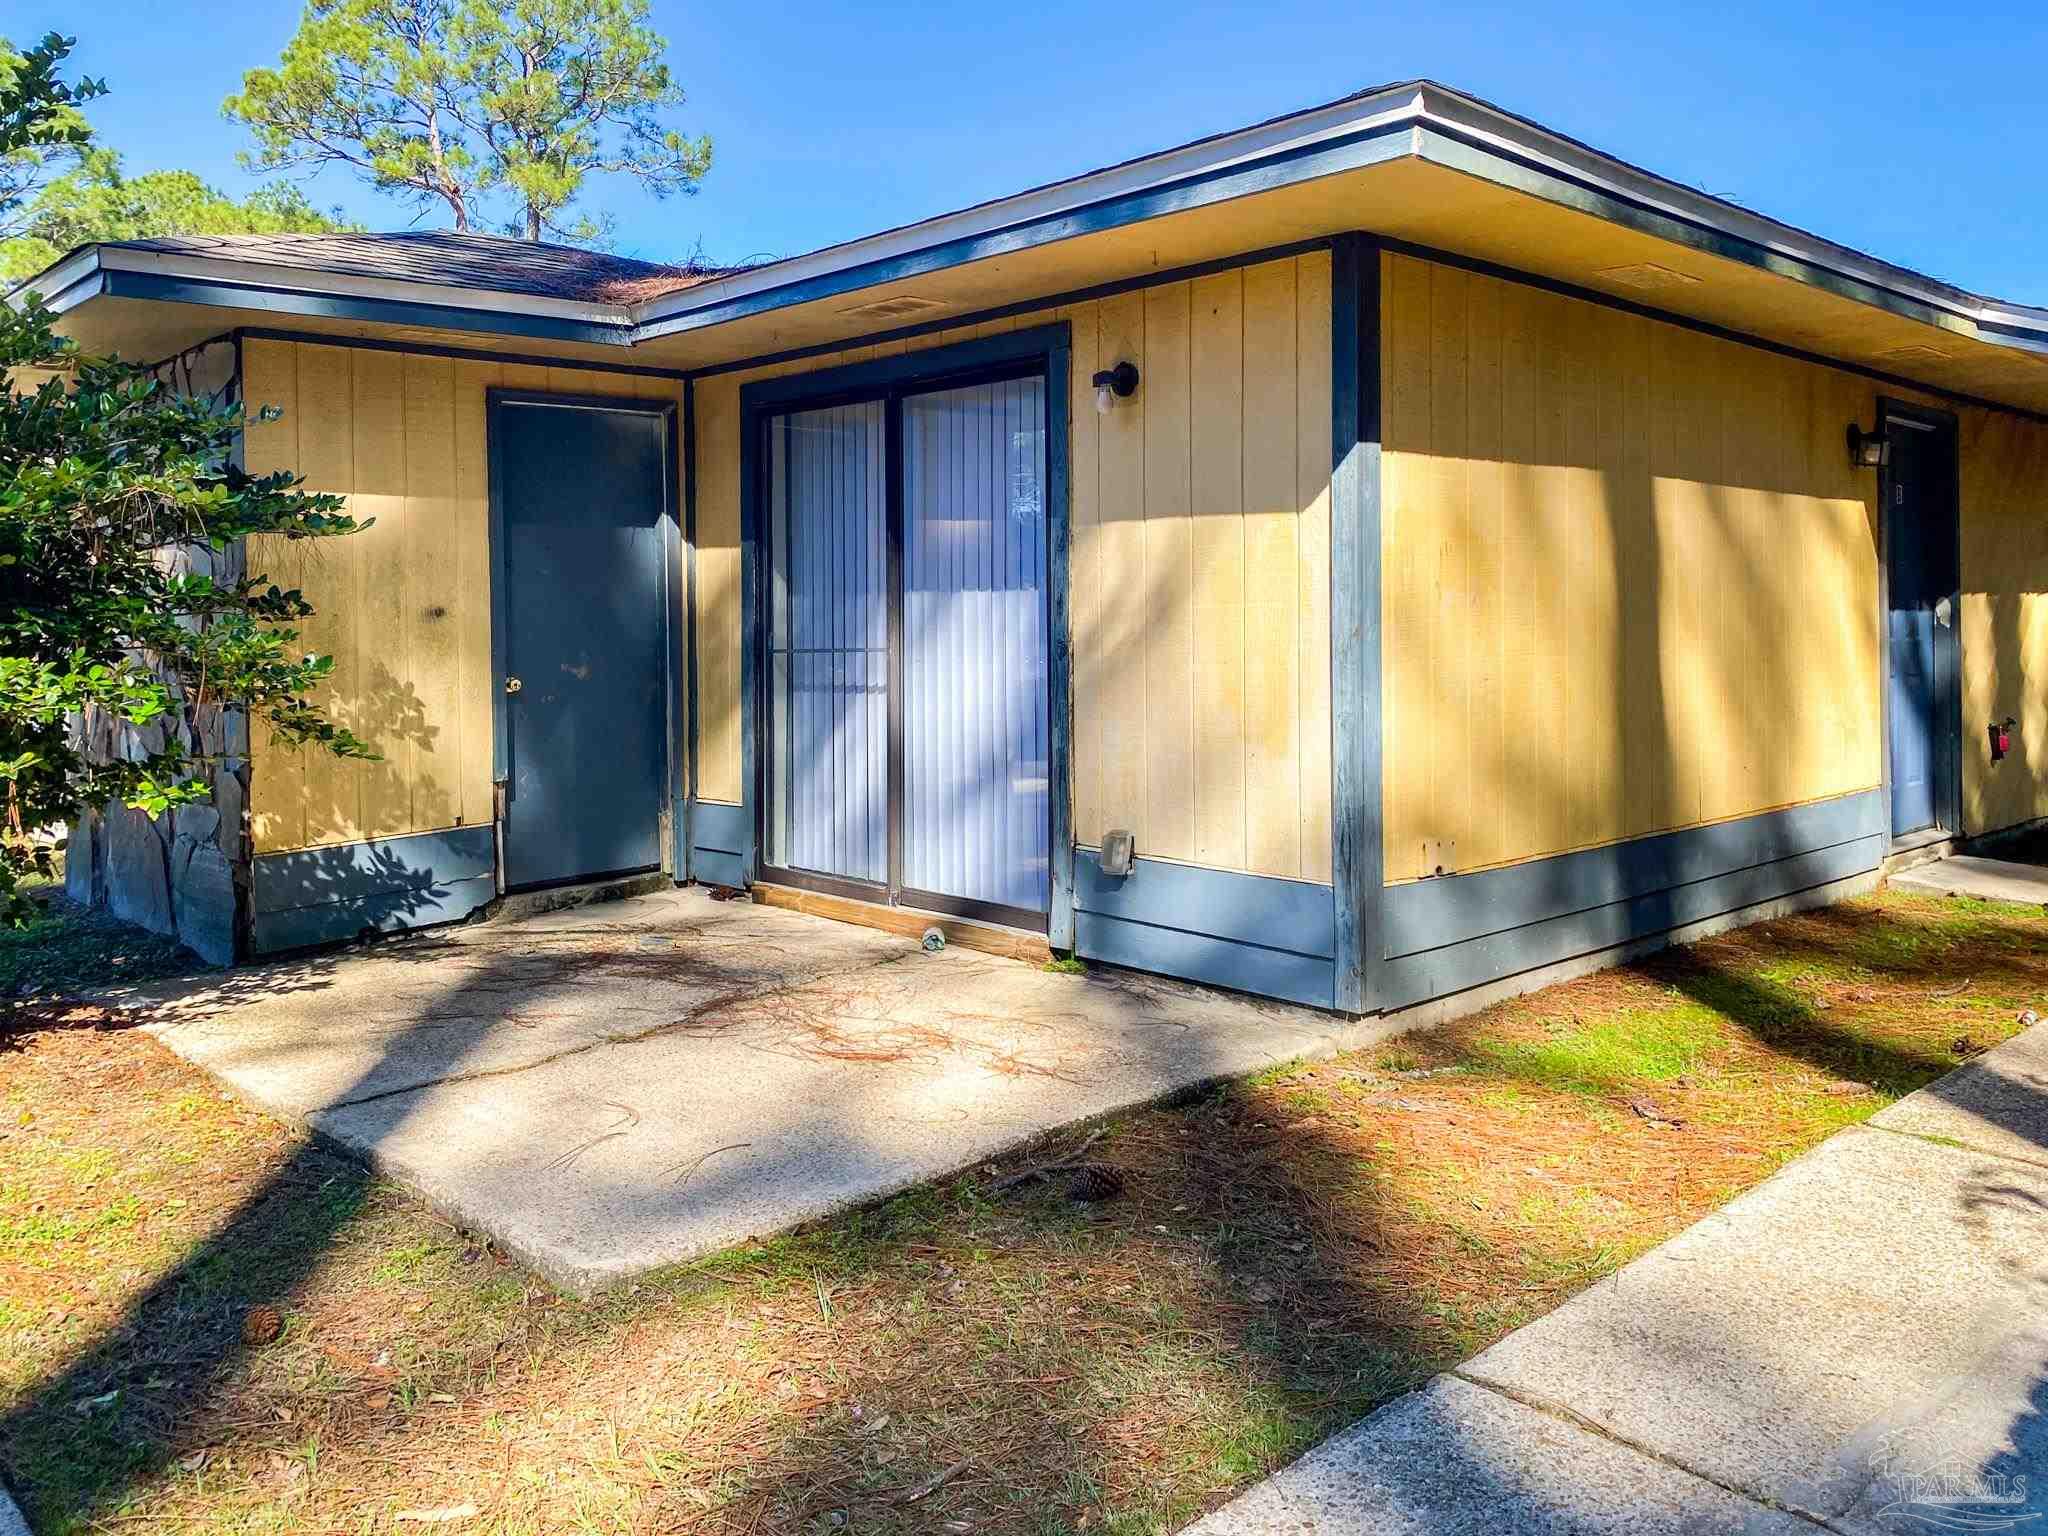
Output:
(1093, 361), (1140, 414)
(1847, 422), (1891, 469)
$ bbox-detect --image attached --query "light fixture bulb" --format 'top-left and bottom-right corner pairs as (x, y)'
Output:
(1095, 384), (1116, 415)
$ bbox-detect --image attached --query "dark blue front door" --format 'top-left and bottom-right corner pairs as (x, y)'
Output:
(497, 400), (670, 890)
(1885, 412), (1959, 840)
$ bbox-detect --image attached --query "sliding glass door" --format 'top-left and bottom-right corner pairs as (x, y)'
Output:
(761, 370), (1050, 927)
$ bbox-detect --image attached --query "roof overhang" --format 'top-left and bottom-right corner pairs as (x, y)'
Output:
(25, 81), (2048, 414)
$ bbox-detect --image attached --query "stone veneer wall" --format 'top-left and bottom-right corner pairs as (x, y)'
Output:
(63, 336), (248, 966)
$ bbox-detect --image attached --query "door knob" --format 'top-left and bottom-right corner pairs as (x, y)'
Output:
(1934, 597), (1953, 629)
(505, 675), (523, 694)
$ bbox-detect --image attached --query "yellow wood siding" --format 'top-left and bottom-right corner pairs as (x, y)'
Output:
(1381, 252), (1883, 882)
(1960, 407), (2048, 835)
(241, 339), (682, 854)
(690, 252), (1335, 883)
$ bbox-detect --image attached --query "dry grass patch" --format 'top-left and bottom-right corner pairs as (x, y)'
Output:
(2, 886), (2044, 1533)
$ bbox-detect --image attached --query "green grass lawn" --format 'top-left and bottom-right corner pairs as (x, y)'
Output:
(2, 885), (2042, 1534)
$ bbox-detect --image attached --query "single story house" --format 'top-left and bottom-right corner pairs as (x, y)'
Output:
(29, 80), (2048, 1016)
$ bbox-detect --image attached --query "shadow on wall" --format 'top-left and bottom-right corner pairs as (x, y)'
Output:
(698, 255), (1885, 914)
(276, 659), (450, 852)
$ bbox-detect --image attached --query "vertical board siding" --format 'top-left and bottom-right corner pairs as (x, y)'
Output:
(246, 342), (683, 854)
(1960, 406), (2048, 835)
(294, 346), (362, 846)
(1190, 271), (1247, 871)
(692, 253), (1336, 883)
(353, 348), (409, 840)
(242, 339), (303, 851)
(1381, 251), (1883, 883)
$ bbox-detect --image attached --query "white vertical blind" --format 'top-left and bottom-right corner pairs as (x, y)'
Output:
(901, 376), (1049, 913)
(766, 401), (888, 883)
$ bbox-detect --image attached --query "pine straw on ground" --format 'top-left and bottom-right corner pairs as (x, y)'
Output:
(3, 886), (2044, 1535)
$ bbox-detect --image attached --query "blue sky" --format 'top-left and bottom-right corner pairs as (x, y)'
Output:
(17, 0), (2048, 301)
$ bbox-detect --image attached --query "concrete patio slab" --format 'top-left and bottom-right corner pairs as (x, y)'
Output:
(123, 887), (1387, 1291)
(1891, 853), (2048, 905)
(1181, 1375), (1810, 1535)
(1192, 1023), (2048, 1534)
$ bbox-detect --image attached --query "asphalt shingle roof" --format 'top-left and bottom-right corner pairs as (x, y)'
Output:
(100, 229), (726, 306)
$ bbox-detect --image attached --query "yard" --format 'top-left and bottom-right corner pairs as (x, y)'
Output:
(3, 885), (2043, 1534)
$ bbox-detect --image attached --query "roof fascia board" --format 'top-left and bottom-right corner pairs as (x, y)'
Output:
(11, 247), (104, 315)
(1411, 84), (2048, 351)
(96, 268), (636, 348)
(629, 84), (1431, 337)
(27, 81), (2048, 374)
(632, 122), (1423, 343)
(98, 246), (631, 326)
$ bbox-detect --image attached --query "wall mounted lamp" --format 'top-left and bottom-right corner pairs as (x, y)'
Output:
(1847, 422), (1891, 469)
(1092, 361), (1140, 415)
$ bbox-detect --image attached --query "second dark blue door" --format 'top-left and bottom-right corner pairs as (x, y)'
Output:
(1884, 412), (1959, 840)
(497, 399), (670, 890)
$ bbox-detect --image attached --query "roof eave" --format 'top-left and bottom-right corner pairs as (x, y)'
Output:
(1408, 82), (2048, 349)
(19, 80), (2048, 377)
(13, 242), (642, 348)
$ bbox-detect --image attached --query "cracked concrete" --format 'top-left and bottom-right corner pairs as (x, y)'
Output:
(1186, 1024), (2048, 1534)
(120, 886), (1393, 1292)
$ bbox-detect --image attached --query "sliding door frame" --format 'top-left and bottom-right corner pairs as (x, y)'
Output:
(738, 322), (1074, 944)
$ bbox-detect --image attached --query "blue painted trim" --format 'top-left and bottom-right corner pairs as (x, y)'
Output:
(251, 873), (498, 954)
(690, 799), (748, 856)
(662, 397), (689, 878)
(682, 376), (700, 879)
(637, 127), (1418, 344)
(102, 269), (633, 349)
(1382, 790), (1886, 960)
(1074, 851), (1335, 958)
(686, 238), (1339, 382)
(736, 324), (1075, 920)
(249, 827), (498, 953)
(1045, 332), (1076, 952)
(235, 326), (688, 380)
(737, 390), (763, 885)
(1376, 791), (1887, 1010)
(1074, 913), (1337, 1010)
(1380, 836), (1883, 1012)
(251, 825), (497, 913)
(689, 848), (748, 889)
(30, 266), (104, 315)
(1071, 850), (1336, 1008)
(1414, 124), (1950, 335)
(738, 325), (1076, 412)
(1329, 233), (1382, 1013)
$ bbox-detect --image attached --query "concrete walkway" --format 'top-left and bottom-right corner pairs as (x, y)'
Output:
(112, 887), (1386, 1293)
(1188, 1024), (2048, 1534)
(1893, 852), (2048, 906)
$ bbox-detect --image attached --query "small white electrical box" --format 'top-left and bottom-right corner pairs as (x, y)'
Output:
(1101, 828), (1136, 878)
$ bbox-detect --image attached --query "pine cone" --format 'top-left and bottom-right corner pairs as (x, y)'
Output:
(1066, 1164), (1125, 1203)
(240, 1305), (284, 1346)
